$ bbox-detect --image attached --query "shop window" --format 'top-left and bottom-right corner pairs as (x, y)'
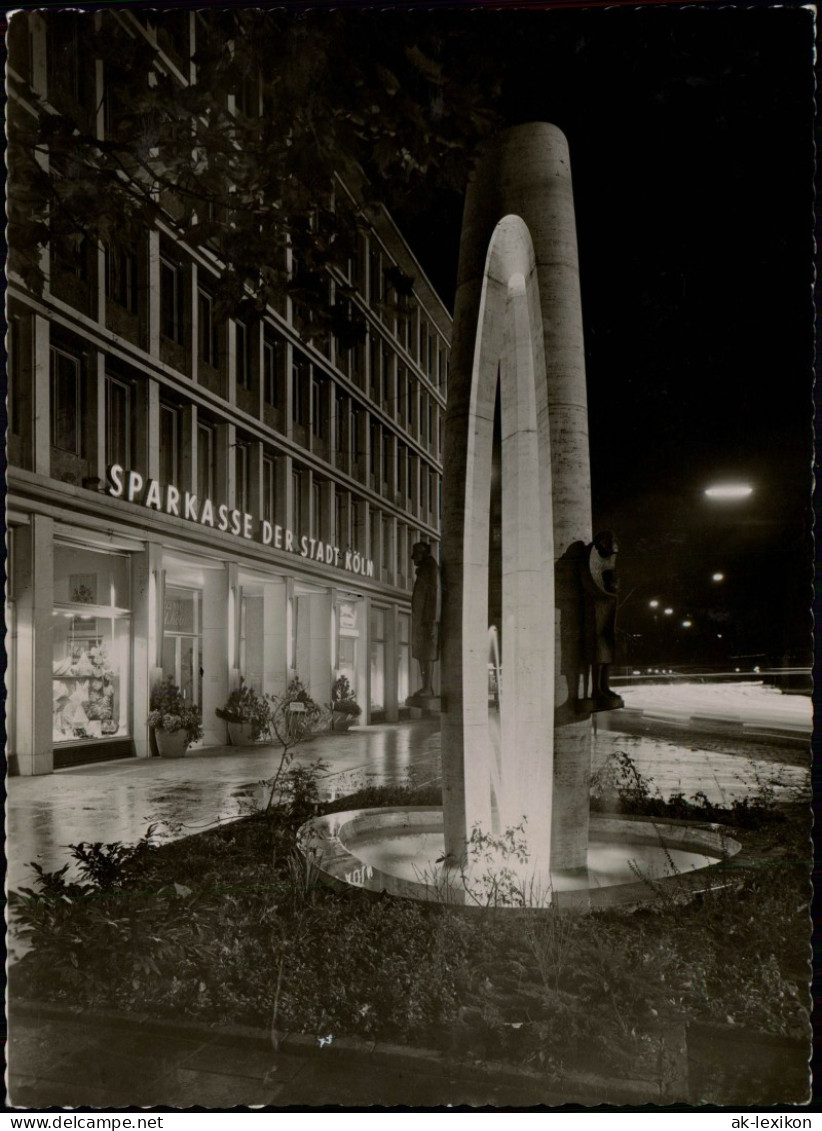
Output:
(52, 543), (131, 745)
(105, 244), (138, 312)
(198, 286), (219, 367)
(50, 346), (83, 455)
(370, 607), (386, 711)
(235, 321), (251, 389)
(160, 257), (184, 343)
(197, 421), (214, 501)
(263, 456), (276, 524)
(336, 598), (360, 699)
(106, 376), (133, 469)
(159, 404), (180, 487)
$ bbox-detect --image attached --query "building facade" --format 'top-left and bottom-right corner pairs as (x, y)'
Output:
(7, 11), (450, 774)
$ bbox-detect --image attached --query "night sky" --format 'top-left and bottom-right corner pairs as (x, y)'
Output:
(391, 5), (815, 666)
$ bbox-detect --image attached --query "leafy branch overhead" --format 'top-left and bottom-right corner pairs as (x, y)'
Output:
(8, 9), (502, 333)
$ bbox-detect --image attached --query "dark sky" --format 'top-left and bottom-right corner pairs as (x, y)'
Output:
(392, 5), (815, 664)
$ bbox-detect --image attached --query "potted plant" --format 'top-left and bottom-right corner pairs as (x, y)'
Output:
(329, 674), (362, 732)
(215, 679), (270, 746)
(147, 677), (203, 758)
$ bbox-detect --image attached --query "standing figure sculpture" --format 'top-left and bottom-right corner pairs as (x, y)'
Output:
(408, 541), (440, 703)
(580, 531), (625, 711)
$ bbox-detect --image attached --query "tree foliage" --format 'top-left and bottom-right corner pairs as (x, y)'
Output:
(8, 9), (502, 335)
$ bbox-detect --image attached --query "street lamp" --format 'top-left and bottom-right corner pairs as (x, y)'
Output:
(704, 484), (753, 500)
(649, 599), (659, 609)
(712, 572), (725, 582)
(663, 607), (674, 616)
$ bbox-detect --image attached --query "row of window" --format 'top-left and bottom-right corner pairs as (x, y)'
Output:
(47, 344), (441, 531)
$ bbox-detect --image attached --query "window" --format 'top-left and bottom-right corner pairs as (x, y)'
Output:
(106, 376), (132, 469)
(198, 287), (218, 367)
(263, 338), (278, 405)
(382, 515), (392, 574)
(197, 422), (214, 501)
(428, 400), (434, 447)
(292, 470), (303, 533)
(369, 246), (381, 305)
(292, 352), (310, 426)
(334, 491), (344, 545)
(263, 456), (276, 524)
(312, 480), (322, 540)
(369, 337), (380, 402)
(335, 393), (347, 458)
(311, 377), (324, 438)
(381, 432), (391, 488)
(159, 404), (180, 487)
(236, 441), (250, 513)
(369, 421), (379, 477)
(381, 347), (390, 408)
(160, 258), (183, 343)
(351, 406), (361, 467)
(235, 321), (251, 389)
(47, 14), (91, 110)
(51, 233), (89, 282)
(50, 346), (82, 454)
(105, 245), (138, 313)
(370, 508), (380, 567)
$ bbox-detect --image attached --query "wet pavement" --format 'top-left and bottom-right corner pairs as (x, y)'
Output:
(8, 686), (812, 902)
(7, 719), (442, 899)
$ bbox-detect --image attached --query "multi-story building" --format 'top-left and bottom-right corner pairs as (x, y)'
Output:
(6, 11), (450, 773)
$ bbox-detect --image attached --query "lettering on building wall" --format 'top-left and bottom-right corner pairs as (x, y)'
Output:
(107, 465), (376, 579)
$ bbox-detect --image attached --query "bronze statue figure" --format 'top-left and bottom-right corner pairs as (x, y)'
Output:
(580, 530), (624, 711)
(408, 541), (440, 702)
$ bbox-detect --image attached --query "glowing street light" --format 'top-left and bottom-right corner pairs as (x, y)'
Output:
(712, 572), (725, 582)
(663, 607), (674, 616)
(704, 484), (753, 500)
(649, 599), (659, 609)
(681, 620), (693, 628)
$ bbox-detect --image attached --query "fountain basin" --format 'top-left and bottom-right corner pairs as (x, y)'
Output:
(297, 806), (742, 911)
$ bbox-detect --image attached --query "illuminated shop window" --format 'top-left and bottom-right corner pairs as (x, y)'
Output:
(52, 543), (131, 744)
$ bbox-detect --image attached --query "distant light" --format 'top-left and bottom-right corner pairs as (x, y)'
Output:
(734, 667), (740, 673)
(712, 572), (725, 582)
(753, 665), (760, 673)
(649, 599), (659, 609)
(704, 484), (753, 500)
(664, 607), (674, 616)
(681, 620), (692, 628)
(716, 633), (723, 639)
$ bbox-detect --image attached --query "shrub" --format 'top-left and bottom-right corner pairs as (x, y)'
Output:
(215, 679), (270, 738)
(148, 677), (203, 742)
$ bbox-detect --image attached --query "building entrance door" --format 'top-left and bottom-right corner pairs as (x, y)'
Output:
(162, 587), (203, 706)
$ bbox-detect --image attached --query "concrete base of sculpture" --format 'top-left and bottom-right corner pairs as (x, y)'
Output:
(298, 807), (741, 912)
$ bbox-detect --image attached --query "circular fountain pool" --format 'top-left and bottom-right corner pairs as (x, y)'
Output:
(298, 807), (742, 910)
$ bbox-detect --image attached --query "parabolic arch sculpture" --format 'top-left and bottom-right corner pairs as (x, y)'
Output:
(298, 122), (742, 907)
(441, 122), (594, 879)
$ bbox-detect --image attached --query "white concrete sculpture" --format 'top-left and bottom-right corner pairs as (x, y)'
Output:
(441, 123), (593, 880)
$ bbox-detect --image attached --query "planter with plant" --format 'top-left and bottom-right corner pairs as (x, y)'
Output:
(329, 675), (362, 732)
(147, 677), (203, 758)
(215, 680), (270, 746)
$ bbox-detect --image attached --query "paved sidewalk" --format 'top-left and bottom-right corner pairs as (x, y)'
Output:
(5, 1004), (648, 1109)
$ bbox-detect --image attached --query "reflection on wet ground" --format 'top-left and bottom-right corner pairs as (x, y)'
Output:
(8, 687), (810, 908)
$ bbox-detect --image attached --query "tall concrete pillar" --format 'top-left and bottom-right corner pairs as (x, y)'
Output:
(443, 123), (593, 875)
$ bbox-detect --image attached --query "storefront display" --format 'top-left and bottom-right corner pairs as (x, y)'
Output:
(52, 542), (132, 744)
